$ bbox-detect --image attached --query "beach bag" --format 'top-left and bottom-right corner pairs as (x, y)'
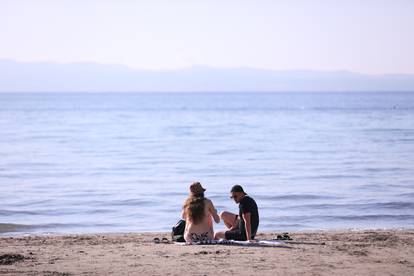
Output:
(171, 219), (186, 242)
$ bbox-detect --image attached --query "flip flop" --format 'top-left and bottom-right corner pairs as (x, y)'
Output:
(276, 233), (293, 240)
(161, 237), (170, 244)
(153, 237), (160, 244)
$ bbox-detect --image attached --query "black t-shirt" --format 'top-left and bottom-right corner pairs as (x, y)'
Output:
(238, 195), (259, 238)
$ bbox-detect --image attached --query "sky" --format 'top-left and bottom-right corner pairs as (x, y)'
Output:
(1, 0), (413, 74)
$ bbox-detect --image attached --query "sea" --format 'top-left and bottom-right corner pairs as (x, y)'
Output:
(1, 92), (414, 235)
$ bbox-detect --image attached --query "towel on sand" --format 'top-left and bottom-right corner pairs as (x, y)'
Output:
(174, 239), (289, 248)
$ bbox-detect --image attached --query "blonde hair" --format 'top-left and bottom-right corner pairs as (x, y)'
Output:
(183, 196), (206, 224)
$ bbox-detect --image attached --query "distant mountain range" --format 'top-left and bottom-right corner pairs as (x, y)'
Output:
(1, 59), (414, 92)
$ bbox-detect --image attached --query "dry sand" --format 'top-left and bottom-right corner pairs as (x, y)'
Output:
(1, 230), (413, 275)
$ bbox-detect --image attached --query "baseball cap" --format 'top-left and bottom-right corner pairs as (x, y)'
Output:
(230, 185), (245, 193)
(190, 182), (206, 195)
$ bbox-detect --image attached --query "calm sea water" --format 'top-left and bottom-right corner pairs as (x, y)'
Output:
(1, 92), (414, 235)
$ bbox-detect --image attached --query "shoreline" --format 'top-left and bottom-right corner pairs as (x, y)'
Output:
(1, 227), (414, 237)
(1, 229), (413, 275)
(1, 221), (413, 237)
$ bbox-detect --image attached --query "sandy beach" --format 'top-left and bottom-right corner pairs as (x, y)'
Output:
(1, 229), (413, 275)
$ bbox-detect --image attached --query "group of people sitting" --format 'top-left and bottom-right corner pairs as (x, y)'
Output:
(181, 182), (259, 243)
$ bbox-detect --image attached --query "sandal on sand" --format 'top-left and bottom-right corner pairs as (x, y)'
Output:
(276, 233), (293, 240)
(153, 237), (170, 244)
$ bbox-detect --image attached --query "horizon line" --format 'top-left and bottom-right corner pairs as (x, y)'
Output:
(1, 90), (414, 94)
(1, 58), (414, 76)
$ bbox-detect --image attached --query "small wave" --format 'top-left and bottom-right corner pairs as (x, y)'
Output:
(397, 138), (414, 142)
(287, 174), (363, 181)
(363, 167), (405, 173)
(3, 161), (57, 167)
(327, 214), (414, 222)
(5, 199), (55, 208)
(378, 202), (414, 209)
(83, 209), (117, 214)
(0, 208), (111, 216)
(259, 223), (309, 230)
(364, 128), (414, 133)
(0, 210), (40, 216)
(103, 198), (161, 207)
(310, 174), (363, 179)
(398, 192), (414, 198)
(59, 191), (114, 198)
(286, 201), (414, 210)
(271, 214), (414, 223)
(259, 194), (340, 201)
(0, 222), (120, 235)
(154, 191), (187, 197)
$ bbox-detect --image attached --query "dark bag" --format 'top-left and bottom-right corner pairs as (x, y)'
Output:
(171, 219), (186, 242)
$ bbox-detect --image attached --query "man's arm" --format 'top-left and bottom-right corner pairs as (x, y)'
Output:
(241, 212), (252, 241)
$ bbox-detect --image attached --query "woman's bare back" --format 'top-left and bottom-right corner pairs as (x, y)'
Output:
(184, 198), (219, 242)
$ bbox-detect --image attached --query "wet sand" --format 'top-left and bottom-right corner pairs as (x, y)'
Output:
(1, 230), (413, 275)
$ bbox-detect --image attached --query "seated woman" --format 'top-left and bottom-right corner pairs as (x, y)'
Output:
(182, 182), (220, 243)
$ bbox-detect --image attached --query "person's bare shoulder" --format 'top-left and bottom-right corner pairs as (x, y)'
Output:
(204, 198), (213, 206)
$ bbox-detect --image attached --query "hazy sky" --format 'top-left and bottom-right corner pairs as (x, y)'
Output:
(1, 0), (413, 74)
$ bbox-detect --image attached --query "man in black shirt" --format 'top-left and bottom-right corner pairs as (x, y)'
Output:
(214, 185), (259, 241)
